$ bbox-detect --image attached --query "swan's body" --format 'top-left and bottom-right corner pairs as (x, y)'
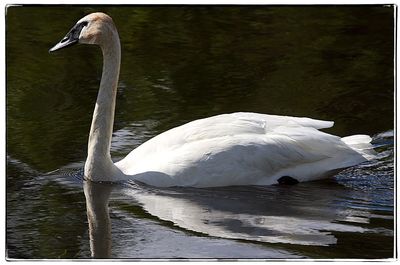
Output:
(50, 12), (376, 188)
(115, 112), (374, 187)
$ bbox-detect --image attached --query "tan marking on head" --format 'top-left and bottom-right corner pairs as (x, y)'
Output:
(84, 12), (114, 24)
(77, 12), (118, 47)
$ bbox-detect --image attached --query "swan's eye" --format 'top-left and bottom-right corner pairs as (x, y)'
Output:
(74, 21), (88, 35)
(60, 21), (89, 43)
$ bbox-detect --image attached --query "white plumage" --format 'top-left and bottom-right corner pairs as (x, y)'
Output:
(115, 112), (375, 187)
(50, 13), (376, 188)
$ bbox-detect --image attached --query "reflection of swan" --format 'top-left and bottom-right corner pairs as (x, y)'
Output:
(84, 180), (113, 258)
(124, 182), (390, 246)
(50, 12), (375, 187)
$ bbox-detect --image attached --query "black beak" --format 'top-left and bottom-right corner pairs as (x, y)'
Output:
(49, 21), (88, 53)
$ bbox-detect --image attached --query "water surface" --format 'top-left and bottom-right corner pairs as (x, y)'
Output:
(6, 5), (394, 259)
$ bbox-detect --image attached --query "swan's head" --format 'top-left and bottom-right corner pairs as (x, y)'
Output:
(49, 12), (117, 52)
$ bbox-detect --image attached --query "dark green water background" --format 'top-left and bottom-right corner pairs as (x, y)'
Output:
(6, 5), (394, 259)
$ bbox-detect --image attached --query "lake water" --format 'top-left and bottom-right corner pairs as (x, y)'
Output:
(6, 5), (394, 259)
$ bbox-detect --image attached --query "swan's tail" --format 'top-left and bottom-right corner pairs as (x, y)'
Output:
(341, 134), (377, 160)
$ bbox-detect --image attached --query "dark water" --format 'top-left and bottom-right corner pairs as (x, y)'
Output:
(6, 6), (394, 259)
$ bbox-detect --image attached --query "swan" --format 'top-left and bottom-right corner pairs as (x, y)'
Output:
(49, 12), (376, 188)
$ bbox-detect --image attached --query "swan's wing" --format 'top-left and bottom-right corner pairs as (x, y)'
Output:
(119, 125), (363, 187)
(115, 113), (360, 187)
(116, 112), (334, 165)
(180, 112), (334, 143)
(230, 112), (334, 130)
(119, 112), (334, 155)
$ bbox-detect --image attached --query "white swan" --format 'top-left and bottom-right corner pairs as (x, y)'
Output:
(50, 12), (376, 188)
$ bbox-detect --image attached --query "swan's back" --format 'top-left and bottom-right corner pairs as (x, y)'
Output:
(115, 112), (374, 187)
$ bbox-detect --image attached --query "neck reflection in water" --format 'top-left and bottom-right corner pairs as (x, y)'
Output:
(83, 180), (114, 259)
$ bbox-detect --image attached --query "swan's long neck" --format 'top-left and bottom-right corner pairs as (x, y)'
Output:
(84, 28), (122, 181)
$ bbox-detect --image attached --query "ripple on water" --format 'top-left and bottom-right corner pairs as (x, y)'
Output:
(6, 131), (394, 258)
